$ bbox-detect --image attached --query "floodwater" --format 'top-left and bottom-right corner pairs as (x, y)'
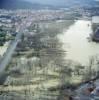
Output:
(59, 20), (99, 66)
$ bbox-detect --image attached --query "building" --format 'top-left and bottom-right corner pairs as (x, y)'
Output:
(92, 16), (99, 41)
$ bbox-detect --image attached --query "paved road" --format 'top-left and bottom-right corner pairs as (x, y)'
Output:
(0, 17), (32, 74)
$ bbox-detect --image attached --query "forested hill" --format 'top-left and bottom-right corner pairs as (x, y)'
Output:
(0, 0), (97, 10)
(0, 0), (51, 10)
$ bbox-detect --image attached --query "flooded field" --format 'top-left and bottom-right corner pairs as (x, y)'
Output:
(59, 20), (99, 66)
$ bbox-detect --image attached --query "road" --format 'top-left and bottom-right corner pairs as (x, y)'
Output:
(0, 17), (32, 74)
(75, 80), (99, 100)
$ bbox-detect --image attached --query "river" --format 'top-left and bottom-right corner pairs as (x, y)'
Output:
(59, 20), (99, 66)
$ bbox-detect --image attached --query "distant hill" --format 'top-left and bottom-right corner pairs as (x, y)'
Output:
(57, 0), (97, 7)
(0, 0), (97, 10)
(0, 0), (52, 9)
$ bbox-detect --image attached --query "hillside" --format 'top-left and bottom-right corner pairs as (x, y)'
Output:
(0, 0), (50, 9)
(0, 0), (97, 9)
